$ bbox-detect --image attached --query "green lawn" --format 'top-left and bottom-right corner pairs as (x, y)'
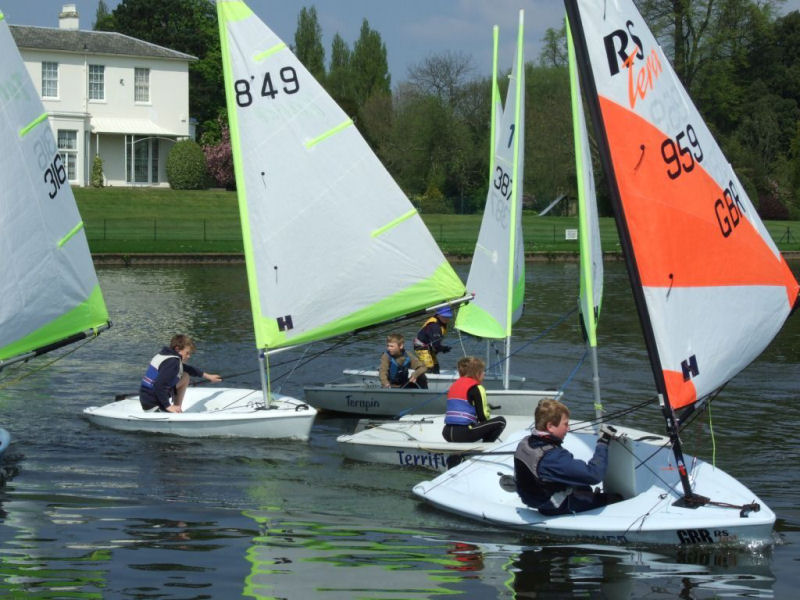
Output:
(74, 187), (800, 255)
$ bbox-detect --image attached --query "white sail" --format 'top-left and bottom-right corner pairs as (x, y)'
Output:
(567, 0), (799, 410)
(216, 1), (465, 352)
(455, 10), (525, 341)
(567, 18), (604, 418)
(0, 13), (109, 366)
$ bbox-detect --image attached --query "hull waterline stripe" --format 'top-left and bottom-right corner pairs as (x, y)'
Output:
(254, 42), (286, 62)
(371, 209), (418, 238)
(58, 221), (85, 247)
(19, 113), (48, 138)
(305, 119), (353, 149)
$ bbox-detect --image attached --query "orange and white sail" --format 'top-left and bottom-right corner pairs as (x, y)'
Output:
(566, 0), (799, 410)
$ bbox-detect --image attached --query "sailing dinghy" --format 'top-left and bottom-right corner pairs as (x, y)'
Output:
(413, 0), (799, 546)
(0, 11), (110, 449)
(337, 11), (567, 468)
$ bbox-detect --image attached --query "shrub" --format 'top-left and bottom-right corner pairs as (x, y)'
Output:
(203, 124), (235, 189)
(166, 140), (208, 190)
(90, 155), (104, 187)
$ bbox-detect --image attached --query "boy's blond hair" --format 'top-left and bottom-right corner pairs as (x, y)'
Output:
(386, 333), (404, 345)
(457, 356), (485, 379)
(535, 398), (570, 431)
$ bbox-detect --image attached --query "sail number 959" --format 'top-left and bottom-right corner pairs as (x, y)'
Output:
(234, 66), (299, 107)
(661, 124), (703, 180)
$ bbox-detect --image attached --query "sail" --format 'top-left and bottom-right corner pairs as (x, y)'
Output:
(456, 11), (525, 340)
(565, 0), (800, 410)
(0, 14), (109, 365)
(216, 1), (465, 351)
(567, 19), (602, 348)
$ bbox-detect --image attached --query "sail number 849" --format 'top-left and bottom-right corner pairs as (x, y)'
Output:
(234, 66), (299, 107)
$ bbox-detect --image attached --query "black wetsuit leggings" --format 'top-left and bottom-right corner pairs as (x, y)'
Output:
(441, 416), (507, 443)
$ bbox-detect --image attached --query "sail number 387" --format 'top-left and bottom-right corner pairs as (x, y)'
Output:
(234, 66), (300, 107)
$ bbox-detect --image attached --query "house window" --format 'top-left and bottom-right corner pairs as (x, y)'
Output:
(42, 62), (58, 98)
(134, 68), (150, 102)
(89, 64), (105, 100)
(125, 136), (159, 184)
(57, 130), (78, 182)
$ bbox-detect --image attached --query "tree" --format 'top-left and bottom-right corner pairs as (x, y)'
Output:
(539, 25), (567, 68)
(93, 0), (115, 31)
(350, 19), (391, 105)
(326, 33), (355, 114)
(109, 0), (223, 134)
(406, 51), (474, 110)
(294, 6), (325, 81)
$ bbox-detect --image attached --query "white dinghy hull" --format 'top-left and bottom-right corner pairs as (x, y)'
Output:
(412, 428), (776, 546)
(303, 386), (560, 417)
(337, 414), (536, 471)
(84, 387), (317, 440)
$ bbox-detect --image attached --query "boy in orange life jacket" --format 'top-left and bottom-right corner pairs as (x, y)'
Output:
(378, 333), (428, 389)
(413, 306), (452, 373)
(442, 356), (506, 443)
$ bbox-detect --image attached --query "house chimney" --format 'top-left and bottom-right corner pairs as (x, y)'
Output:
(59, 4), (79, 30)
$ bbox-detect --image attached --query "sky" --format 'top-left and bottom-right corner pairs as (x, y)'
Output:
(5, 0), (800, 86)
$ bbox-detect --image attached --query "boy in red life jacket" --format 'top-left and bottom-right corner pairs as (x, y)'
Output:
(378, 333), (428, 389)
(139, 334), (222, 413)
(442, 356), (506, 443)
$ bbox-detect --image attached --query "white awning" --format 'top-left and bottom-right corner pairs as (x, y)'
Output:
(90, 117), (182, 136)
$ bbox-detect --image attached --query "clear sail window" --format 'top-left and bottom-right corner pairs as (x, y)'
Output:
(89, 64), (105, 101)
(57, 129), (78, 182)
(134, 67), (150, 103)
(42, 62), (58, 98)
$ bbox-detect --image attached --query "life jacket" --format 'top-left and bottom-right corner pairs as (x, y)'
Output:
(386, 350), (411, 385)
(140, 352), (183, 392)
(413, 316), (447, 350)
(444, 376), (480, 425)
(513, 435), (574, 511)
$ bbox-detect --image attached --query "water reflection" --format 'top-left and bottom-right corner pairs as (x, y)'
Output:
(0, 261), (796, 597)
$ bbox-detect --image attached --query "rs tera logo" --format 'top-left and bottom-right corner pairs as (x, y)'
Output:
(603, 20), (663, 109)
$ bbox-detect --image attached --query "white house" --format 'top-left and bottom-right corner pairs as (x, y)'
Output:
(10, 4), (196, 187)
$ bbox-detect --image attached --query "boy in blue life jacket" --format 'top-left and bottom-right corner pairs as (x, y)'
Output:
(139, 334), (222, 413)
(379, 333), (428, 389)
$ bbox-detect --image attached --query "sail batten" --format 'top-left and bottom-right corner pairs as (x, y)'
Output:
(217, 1), (465, 352)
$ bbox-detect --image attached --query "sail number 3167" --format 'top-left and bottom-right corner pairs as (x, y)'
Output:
(234, 66), (300, 107)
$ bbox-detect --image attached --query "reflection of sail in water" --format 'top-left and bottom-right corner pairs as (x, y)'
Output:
(241, 511), (510, 598)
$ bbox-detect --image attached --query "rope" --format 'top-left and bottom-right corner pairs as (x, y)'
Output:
(0, 335), (96, 390)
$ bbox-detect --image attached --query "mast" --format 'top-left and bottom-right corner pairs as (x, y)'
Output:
(504, 9), (525, 389)
(563, 0), (705, 505)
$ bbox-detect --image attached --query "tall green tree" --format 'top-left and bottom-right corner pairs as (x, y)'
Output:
(327, 33), (355, 114)
(93, 0), (115, 30)
(350, 19), (391, 105)
(294, 6), (325, 81)
(109, 0), (223, 133)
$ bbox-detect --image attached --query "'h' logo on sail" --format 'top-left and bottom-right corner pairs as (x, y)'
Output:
(681, 355), (699, 381)
(276, 315), (294, 331)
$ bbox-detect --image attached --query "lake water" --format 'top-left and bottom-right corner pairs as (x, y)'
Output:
(0, 260), (798, 598)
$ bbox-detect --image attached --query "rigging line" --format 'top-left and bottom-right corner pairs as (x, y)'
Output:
(0, 335), (97, 390)
(556, 349), (588, 394)
(479, 306), (579, 376)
